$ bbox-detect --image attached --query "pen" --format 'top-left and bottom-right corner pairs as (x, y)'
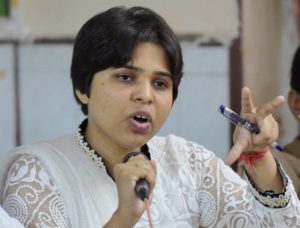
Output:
(218, 105), (284, 152)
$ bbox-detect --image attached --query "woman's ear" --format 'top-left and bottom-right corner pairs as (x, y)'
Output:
(288, 90), (300, 121)
(75, 90), (89, 104)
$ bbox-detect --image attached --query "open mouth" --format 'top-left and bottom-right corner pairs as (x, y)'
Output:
(133, 115), (148, 123)
(129, 113), (151, 133)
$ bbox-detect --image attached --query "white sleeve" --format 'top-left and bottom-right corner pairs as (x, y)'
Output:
(184, 140), (300, 227)
(1, 154), (70, 227)
(0, 206), (24, 228)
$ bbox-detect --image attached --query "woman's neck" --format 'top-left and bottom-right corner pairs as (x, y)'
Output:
(78, 118), (150, 179)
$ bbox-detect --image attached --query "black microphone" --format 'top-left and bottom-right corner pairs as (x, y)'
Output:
(122, 152), (150, 201)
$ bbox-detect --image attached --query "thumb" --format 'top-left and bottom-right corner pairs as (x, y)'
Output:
(224, 142), (245, 165)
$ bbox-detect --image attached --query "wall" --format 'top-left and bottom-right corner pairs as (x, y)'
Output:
(242, 0), (281, 103)
(1, 0), (239, 44)
(242, 0), (299, 145)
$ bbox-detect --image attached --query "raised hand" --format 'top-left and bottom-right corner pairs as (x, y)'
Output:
(224, 87), (284, 166)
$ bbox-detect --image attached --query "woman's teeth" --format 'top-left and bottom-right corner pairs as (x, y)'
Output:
(134, 115), (148, 123)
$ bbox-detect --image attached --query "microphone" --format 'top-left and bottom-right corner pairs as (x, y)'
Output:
(122, 152), (150, 200)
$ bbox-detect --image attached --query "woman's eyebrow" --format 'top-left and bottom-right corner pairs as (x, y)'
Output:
(124, 65), (172, 77)
(123, 65), (143, 72)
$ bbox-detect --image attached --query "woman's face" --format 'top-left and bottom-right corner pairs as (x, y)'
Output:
(84, 42), (173, 153)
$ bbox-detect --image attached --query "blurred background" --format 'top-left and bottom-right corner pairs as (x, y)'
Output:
(0, 0), (299, 159)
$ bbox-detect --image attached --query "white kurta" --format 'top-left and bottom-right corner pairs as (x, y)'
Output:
(0, 134), (300, 227)
(0, 205), (24, 228)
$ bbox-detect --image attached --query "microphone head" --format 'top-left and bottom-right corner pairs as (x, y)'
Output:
(135, 179), (150, 200)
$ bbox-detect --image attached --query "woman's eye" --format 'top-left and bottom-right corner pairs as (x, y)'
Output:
(154, 80), (168, 89)
(117, 74), (132, 81)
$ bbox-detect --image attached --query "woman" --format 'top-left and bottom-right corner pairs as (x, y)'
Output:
(0, 6), (299, 227)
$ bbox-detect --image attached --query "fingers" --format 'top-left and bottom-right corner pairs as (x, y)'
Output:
(113, 155), (156, 220)
(224, 141), (247, 165)
(253, 114), (279, 146)
(241, 87), (284, 118)
(150, 160), (157, 177)
(117, 155), (156, 191)
(256, 95), (284, 118)
(241, 87), (255, 114)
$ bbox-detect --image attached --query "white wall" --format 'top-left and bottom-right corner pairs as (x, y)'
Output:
(158, 43), (230, 158)
(0, 45), (16, 154)
(1, 0), (239, 44)
(19, 44), (84, 144)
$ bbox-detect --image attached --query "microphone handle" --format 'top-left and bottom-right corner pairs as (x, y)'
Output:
(122, 152), (150, 201)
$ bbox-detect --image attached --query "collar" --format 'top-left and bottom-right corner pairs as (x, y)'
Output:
(74, 118), (151, 171)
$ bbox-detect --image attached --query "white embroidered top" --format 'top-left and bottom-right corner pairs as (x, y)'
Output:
(0, 134), (300, 227)
(0, 205), (24, 228)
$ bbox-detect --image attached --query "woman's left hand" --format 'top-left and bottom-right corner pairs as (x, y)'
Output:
(224, 87), (284, 166)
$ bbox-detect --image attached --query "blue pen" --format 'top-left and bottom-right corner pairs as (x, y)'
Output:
(218, 105), (284, 152)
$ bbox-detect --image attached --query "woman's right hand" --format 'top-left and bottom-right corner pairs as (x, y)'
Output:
(104, 155), (157, 227)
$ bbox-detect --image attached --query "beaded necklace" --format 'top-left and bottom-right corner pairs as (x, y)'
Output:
(74, 119), (151, 172)
(75, 119), (107, 172)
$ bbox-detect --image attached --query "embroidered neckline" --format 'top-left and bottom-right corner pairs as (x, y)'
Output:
(74, 118), (151, 172)
(75, 119), (107, 172)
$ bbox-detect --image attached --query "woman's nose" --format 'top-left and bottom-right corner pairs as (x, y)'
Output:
(131, 81), (153, 104)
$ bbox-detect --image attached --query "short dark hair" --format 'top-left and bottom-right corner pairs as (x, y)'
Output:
(291, 46), (300, 94)
(71, 6), (183, 115)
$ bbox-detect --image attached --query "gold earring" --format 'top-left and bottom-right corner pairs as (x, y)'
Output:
(75, 90), (88, 104)
(298, 114), (300, 120)
(78, 94), (88, 104)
